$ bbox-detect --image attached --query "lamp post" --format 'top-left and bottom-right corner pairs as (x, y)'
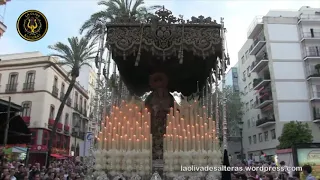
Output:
(238, 121), (244, 161)
(73, 123), (80, 156)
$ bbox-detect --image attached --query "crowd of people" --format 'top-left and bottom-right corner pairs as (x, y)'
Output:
(0, 156), (88, 180)
(232, 160), (317, 180)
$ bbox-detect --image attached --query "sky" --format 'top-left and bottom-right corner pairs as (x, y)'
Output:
(0, 0), (319, 68)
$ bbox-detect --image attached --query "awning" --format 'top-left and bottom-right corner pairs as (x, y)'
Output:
(50, 154), (66, 159)
(12, 147), (27, 153)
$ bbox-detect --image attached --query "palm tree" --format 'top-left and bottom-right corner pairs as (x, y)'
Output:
(79, 0), (161, 39)
(45, 37), (96, 166)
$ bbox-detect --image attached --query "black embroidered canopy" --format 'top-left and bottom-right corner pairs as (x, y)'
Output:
(105, 7), (223, 96)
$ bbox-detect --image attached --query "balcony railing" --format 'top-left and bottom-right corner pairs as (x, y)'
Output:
(247, 16), (263, 38)
(64, 125), (70, 134)
(256, 116), (275, 127)
(303, 46), (320, 59)
(311, 91), (320, 99)
(250, 52), (268, 72)
(23, 82), (35, 91)
(60, 92), (65, 101)
(66, 98), (72, 107)
(52, 86), (59, 97)
(301, 30), (320, 39)
(299, 14), (320, 22)
(57, 123), (63, 131)
(6, 83), (18, 93)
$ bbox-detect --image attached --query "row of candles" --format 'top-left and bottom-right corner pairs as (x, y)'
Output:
(97, 100), (152, 151)
(96, 99), (219, 152)
(164, 100), (219, 151)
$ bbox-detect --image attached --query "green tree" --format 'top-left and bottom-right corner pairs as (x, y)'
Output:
(277, 121), (313, 149)
(46, 37), (96, 166)
(212, 85), (244, 138)
(80, 0), (161, 39)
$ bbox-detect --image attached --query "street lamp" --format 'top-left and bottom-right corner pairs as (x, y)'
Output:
(73, 123), (80, 156)
(238, 121), (244, 161)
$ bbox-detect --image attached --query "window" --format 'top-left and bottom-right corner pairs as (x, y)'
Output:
(61, 83), (65, 94)
(264, 131), (269, 141)
(65, 113), (69, 126)
(30, 130), (37, 145)
(64, 137), (70, 150)
(80, 96), (83, 109)
(251, 117), (255, 127)
(21, 101), (32, 116)
(250, 99), (253, 108)
(42, 131), (49, 145)
(247, 66), (250, 76)
(248, 136), (252, 144)
(53, 76), (58, 87)
(244, 86), (247, 94)
(242, 71), (246, 81)
(55, 134), (61, 148)
(257, 114), (260, 120)
(310, 28), (314, 37)
(25, 71), (35, 83)
(246, 102), (249, 111)
(75, 92), (78, 105)
(241, 56), (245, 64)
(8, 73), (18, 84)
(49, 105), (55, 119)
(253, 135), (257, 144)
(84, 100), (87, 110)
(247, 119), (250, 128)
(259, 133), (263, 142)
(271, 129), (276, 139)
(245, 50), (249, 59)
(316, 85), (320, 97)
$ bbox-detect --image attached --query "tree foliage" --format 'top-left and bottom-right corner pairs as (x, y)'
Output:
(80, 0), (161, 39)
(212, 85), (244, 138)
(46, 37), (96, 166)
(277, 121), (313, 149)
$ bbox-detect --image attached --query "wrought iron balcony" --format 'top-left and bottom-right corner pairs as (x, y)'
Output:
(254, 94), (273, 109)
(256, 116), (275, 128)
(303, 46), (320, 61)
(5, 83), (18, 93)
(52, 86), (59, 97)
(23, 82), (35, 91)
(249, 36), (266, 55)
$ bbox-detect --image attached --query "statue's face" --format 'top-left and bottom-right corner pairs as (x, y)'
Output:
(149, 73), (168, 89)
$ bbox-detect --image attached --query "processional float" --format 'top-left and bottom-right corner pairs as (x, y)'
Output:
(91, 7), (230, 180)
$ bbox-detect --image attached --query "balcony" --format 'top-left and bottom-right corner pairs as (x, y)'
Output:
(57, 123), (63, 132)
(310, 91), (320, 101)
(64, 125), (70, 134)
(254, 94), (273, 109)
(5, 83), (18, 93)
(23, 82), (35, 92)
(66, 98), (72, 107)
(313, 107), (320, 123)
(298, 14), (320, 24)
(60, 92), (65, 101)
(253, 78), (271, 90)
(250, 52), (268, 73)
(247, 16), (264, 39)
(48, 118), (55, 129)
(22, 116), (31, 126)
(52, 86), (59, 97)
(249, 36), (266, 55)
(303, 46), (320, 61)
(256, 116), (275, 128)
(301, 30), (320, 42)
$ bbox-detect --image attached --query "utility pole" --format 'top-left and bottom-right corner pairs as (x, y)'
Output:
(3, 96), (11, 147)
(221, 17), (228, 150)
(93, 20), (106, 132)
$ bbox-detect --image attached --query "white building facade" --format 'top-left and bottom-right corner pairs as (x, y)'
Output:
(0, 52), (91, 164)
(237, 6), (320, 160)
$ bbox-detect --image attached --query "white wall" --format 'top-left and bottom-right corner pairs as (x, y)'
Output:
(273, 62), (305, 79)
(278, 102), (311, 121)
(270, 43), (301, 60)
(275, 82), (309, 100)
(267, 24), (299, 42)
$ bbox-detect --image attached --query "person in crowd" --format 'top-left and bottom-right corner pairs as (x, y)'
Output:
(302, 165), (316, 180)
(262, 174), (273, 180)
